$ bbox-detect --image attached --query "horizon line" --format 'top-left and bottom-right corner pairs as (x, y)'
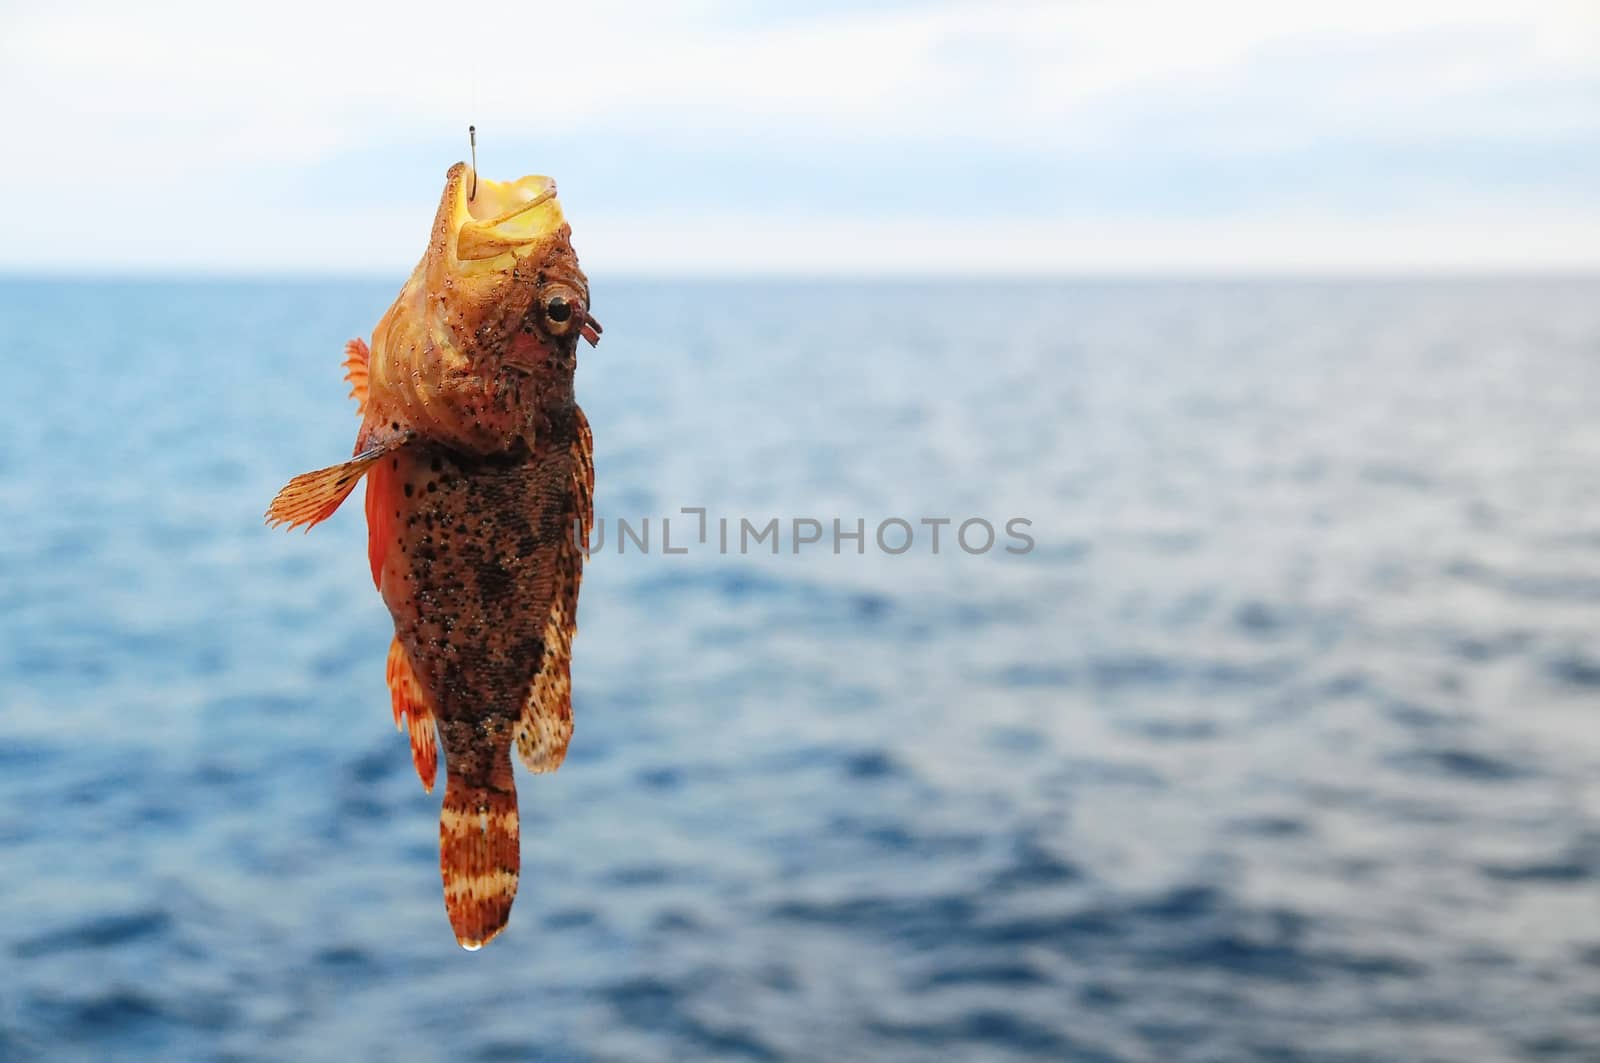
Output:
(3, 265), (1599, 284)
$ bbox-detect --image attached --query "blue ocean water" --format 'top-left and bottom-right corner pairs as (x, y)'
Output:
(1, 275), (1598, 1061)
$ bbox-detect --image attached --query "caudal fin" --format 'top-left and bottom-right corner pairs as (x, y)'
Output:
(439, 776), (520, 950)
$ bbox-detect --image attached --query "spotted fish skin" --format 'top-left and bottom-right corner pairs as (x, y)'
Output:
(266, 159), (598, 949)
(379, 440), (576, 788)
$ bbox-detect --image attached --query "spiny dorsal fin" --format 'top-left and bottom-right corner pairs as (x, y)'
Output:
(343, 338), (371, 415)
(513, 409), (592, 774)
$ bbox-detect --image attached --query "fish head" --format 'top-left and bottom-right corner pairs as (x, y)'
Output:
(441, 161), (600, 349)
(387, 162), (600, 446)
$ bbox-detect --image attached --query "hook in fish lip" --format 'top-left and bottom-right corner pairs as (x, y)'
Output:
(580, 314), (602, 347)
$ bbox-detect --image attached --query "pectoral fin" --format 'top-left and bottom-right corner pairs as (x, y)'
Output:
(264, 444), (388, 532)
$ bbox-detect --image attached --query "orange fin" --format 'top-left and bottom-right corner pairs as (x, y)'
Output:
(343, 338), (371, 415)
(440, 777), (520, 950)
(384, 636), (437, 792)
(264, 445), (387, 531)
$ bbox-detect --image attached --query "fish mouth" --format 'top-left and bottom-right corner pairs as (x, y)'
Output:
(455, 172), (564, 262)
(465, 174), (557, 225)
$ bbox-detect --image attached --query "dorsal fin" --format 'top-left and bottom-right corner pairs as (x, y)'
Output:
(343, 338), (371, 415)
(514, 407), (593, 774)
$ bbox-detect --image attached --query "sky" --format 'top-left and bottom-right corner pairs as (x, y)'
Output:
(2, 0), (1597, 274)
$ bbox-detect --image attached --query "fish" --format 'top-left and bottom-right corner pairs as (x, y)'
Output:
(265, 161), (600, 949)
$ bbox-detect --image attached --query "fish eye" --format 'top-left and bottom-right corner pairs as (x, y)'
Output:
(545, 295), (572, 323)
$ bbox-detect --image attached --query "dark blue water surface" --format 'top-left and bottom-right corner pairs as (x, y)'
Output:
(1, 276), (1598, 1061)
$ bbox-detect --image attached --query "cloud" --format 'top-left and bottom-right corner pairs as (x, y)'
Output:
(1, 0), (1596, 272)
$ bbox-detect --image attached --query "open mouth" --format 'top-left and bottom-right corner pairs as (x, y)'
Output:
(466, 175), (557, 226)
(456, 172), (564, 261)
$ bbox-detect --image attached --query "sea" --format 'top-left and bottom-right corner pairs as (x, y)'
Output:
(0, 276), (1597, 1061)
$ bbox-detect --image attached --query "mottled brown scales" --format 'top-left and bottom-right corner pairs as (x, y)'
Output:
(264, 161), (598, 950)
(379, 440), (580, 766)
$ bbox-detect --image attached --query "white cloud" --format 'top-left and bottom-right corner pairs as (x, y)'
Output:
(1, 0), (1596, 271)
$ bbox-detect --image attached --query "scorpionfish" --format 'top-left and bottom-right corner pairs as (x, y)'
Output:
(266, 161), (600, 949)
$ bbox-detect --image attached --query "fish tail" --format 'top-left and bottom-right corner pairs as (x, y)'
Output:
(439, 775), (520, 950)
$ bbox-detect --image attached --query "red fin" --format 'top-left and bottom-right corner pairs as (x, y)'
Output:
(385, 637), (437, 792)
(409, 711), (439, 796)
(343, 338), (371, 415)
(264, 447), (385, 531)
(440, 777), (520, 950)
(365, 453), (397, 589)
